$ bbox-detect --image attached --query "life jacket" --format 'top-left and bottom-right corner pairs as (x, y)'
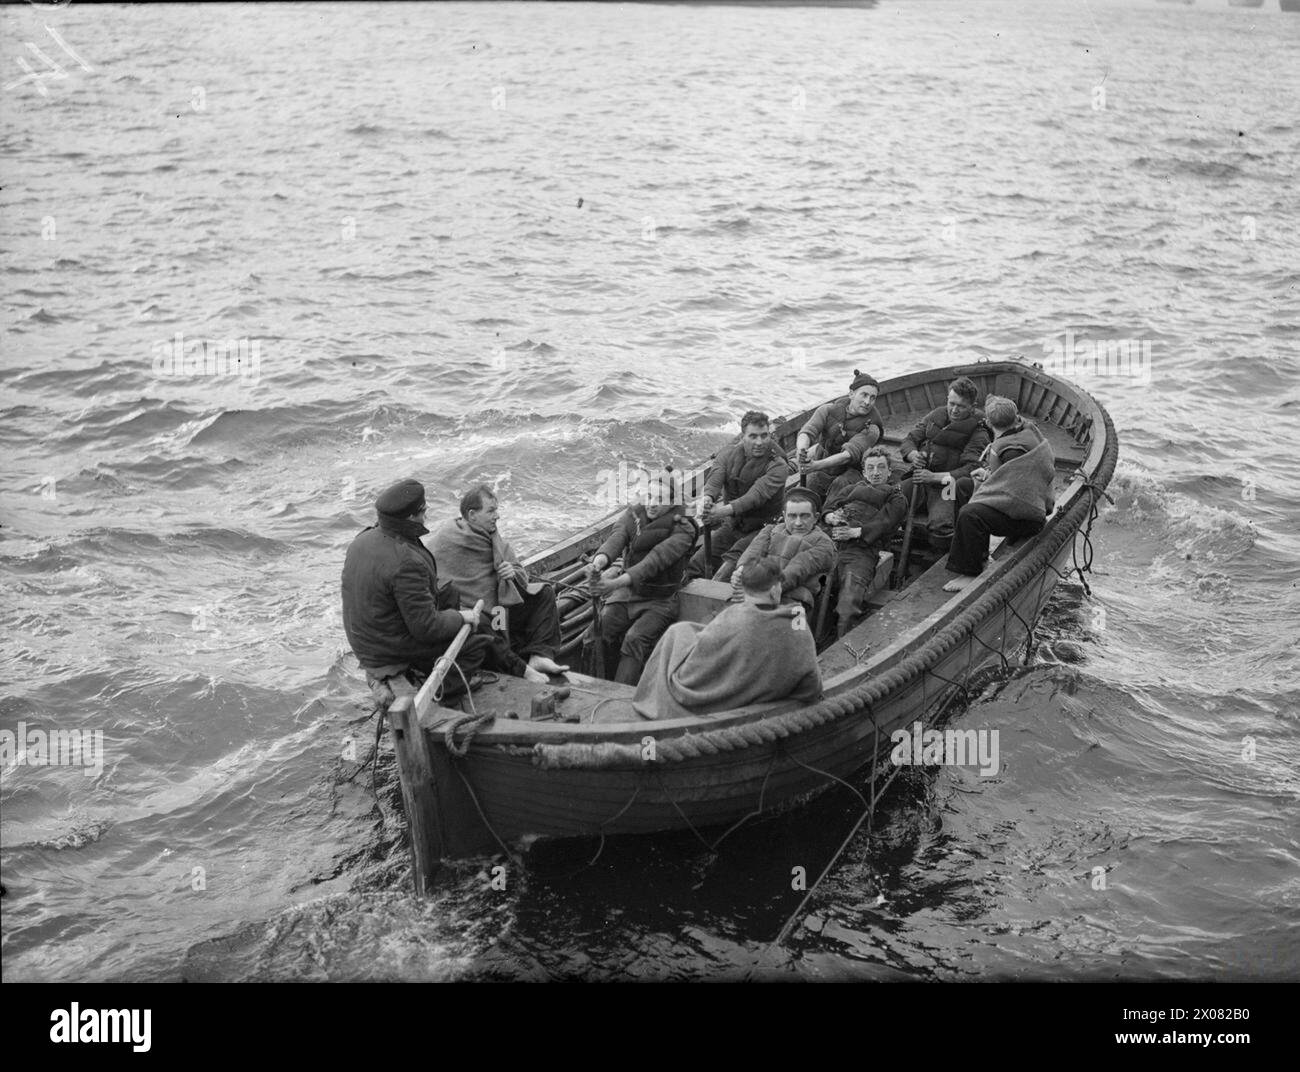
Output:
(818, 400), (885, 460)
(919, 409), (987, 472)
(721, 442), (793, 531)
(824, 479), (902, 544)
(626, 505), (694, 599)
(838, 481), (895, 512)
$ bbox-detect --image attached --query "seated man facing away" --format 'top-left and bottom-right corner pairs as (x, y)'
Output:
(588, 470), (697, 685)
(897, 375), (991, 553)
(942, 395), (1056, 592)
(633, 557), (822, 721)
(686, 409), (794, 582)
(795, 370), (885, 501)
(733, 487), (836, 617)
(821, 446), (908, 637)
(425, 484), (566, 681)
(341, 478), (506, 697)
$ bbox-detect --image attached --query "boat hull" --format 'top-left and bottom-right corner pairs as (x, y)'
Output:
(435, 537), (1071, 844)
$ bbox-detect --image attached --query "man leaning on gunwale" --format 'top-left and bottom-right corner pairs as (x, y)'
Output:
(941, 395), (1056, 592)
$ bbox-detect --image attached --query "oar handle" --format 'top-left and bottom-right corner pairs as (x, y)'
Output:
(415, 599), (486, 712)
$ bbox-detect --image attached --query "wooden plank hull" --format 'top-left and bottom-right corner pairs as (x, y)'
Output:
(434, 537), (1071, 843)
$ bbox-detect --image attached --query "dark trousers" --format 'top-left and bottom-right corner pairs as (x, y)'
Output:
(947, 503), (1044, 576)
(685, 518), (759, 582)
(898, 475), (974, 551)
(832, 544), (882, 638)
(601, 595), (679, 684)
(504, 584), (563, 662)
(409, 632), (510, 697)
(805, 465), (848, 503)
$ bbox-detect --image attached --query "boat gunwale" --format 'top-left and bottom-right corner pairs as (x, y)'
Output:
(436, 360), (1112, 746)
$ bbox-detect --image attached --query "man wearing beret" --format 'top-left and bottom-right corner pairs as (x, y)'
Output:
(341, 478), (539, 696)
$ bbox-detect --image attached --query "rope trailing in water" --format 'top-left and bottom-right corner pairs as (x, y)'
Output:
(706, 748), (780, 852)
(370, 700), (387, 791)
(763, 745), (879, 956)
(653, 769), (718, 853)
(448, 759), (523, 869)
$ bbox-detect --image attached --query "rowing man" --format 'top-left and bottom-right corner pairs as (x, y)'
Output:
(341, 479), (501, 697)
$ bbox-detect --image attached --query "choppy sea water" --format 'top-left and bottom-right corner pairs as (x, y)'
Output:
(1, 0), (1297, 982)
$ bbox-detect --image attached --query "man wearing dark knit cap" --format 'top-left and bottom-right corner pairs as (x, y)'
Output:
(795, 370), (886, 501)
(341, 478), (535, 696)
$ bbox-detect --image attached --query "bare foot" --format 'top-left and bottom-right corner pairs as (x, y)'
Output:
(942, 573), (978, 593)
(523, 666), (549, 684)
(527, 655), (570, 675)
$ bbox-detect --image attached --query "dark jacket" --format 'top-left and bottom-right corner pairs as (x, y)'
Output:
(701, 440), (795, 532)
(969, 420), (1056, 523)
(799, 400), (885, 467)
(341, 514), (465, 670)
(982, 418), (1035, 471)
(596, 505), (697, 601)
(822, 475), (908, 550)
(900, 407), (991, 479)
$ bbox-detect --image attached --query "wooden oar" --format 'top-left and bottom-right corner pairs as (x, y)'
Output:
(892, 448), (931, 590)
(587, 589), (606, 679)
(577, 554), (607, 678)
(414, 599), (484, 719)
(891, 481), (921, 591)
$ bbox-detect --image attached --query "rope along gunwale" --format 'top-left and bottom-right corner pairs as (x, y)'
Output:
(522, 399), (1118, 770)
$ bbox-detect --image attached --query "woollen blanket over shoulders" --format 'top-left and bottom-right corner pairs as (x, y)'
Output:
(632, 601), (822, 721)
(424, 517), (525, 610)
